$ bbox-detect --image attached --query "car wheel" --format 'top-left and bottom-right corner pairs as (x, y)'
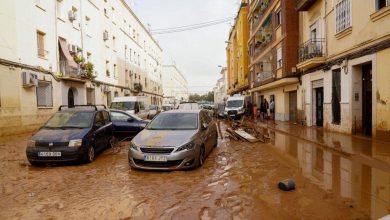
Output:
(28, 160), (43, 166)
(198, 146), (205, 168)
(86, 145), (95, 163)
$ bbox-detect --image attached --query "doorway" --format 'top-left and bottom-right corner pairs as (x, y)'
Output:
(68, 88), (74, 107)
(315, 87), (324, 126)
(289, 91), (297, 122)
(362, 64), (372, 136)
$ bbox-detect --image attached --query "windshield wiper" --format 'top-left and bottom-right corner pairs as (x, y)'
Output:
(60, 126), (85, 129)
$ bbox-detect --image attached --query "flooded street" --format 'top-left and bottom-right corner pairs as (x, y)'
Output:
(0, 122), (387, 219)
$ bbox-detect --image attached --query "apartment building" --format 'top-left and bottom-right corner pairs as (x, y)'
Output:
(296, 0), (390, 141)
(214, 67), (228, 103)
(247, 0), (299, 121)
(162, 64), (189, 104)
(0, 0), (163, 136)
(226, 1), (250, 96)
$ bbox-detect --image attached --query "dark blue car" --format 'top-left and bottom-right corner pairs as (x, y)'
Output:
(110, 109), (149, 141)
(26, 105), (114, 165)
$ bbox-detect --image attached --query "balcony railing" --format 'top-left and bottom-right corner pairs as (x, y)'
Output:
(296, 0), (317, 11)
(251, 0), (272, 33)
(298, 38), (326, 63)
(254, 71), (273, 84)
(59, 61), (81, 78)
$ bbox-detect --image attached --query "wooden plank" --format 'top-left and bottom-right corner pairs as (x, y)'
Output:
(234, 129), (259, 143)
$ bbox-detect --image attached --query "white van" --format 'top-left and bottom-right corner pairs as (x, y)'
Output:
(224, 95), (251, 119)
(110, 96), (150, 119)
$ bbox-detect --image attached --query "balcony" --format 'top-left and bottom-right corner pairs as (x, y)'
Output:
(251, 0), (272, 33)
(296, 0), (317, 11)
(297, 38), (326, 70)
(255, 71), (274, 85)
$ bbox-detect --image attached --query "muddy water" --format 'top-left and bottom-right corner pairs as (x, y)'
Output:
(0, 124), (375, 219)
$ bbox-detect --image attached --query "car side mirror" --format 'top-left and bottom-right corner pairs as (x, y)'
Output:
(127, 118), (134, 123)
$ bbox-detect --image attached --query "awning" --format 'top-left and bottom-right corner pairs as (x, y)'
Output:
(59, 38), (78, 68)
(262, 15), (272, 28)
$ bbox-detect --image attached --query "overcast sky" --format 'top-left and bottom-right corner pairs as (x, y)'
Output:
(126, 0), (240, 94)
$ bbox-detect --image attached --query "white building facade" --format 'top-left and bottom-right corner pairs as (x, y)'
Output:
(0, 0), (163, 136)
(214, 67), (228, 103)
(162, 65), (189, 104)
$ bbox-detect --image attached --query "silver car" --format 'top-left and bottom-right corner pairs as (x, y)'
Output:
(128, 110), (218, 170)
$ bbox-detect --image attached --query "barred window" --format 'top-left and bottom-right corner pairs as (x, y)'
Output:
(37, 81), (53, 107)
(335, 0), (351, 33)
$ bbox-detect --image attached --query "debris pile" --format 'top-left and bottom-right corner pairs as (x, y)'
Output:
(225, 116), (270, 143)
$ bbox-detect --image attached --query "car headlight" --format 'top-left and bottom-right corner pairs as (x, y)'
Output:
(27, 140), (36, 148)
(176, 141), (195, 152)
(130, 142), (138, 151)
(68, 139), (83, 147)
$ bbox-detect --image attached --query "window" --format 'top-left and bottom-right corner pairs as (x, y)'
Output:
(56, 0), (63, 19)
(102, 111), (111, 124)
(112, 36), (116, 51)
(111, 111), (130, 122)
(377, 0), (389, 10)
(276, 9), (282, 26)
(276, 47), (283, 69)
(37, 81), (53, 107)
(332, 69), (341, 124)
(37, 31), (46, 58)
(104, 8), (108, 17)
(113, 64), (117, 78)
(335, 0), (351, 33)
(106, 60), (110, 76)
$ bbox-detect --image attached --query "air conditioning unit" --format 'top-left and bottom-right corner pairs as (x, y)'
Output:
(68, 10), (77, 22)
(22, 72), (38, 87)
(103, 31), (109, 41)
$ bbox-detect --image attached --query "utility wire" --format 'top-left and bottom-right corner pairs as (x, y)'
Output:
(151, 17), (235, 31)
(151, 17), (234, 35)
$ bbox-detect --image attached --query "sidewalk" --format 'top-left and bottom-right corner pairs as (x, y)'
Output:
(255, 119), (390, 169)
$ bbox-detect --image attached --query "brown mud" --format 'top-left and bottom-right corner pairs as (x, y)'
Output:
(0, 122), (385, 219)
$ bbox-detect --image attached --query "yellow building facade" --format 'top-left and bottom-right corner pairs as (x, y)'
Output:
(296, 0), (390, 141)
(227, 1), (249, 95)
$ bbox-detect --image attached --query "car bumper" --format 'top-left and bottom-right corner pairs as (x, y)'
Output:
(26, 146), (87, 163)
(128, 148), (199, 171)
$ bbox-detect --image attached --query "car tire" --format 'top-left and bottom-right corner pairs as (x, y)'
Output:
(197, 146), (205, 168)
(85, 145), (95, 163)
(214, 132), (218, 148)
(28, 160), (43, 166)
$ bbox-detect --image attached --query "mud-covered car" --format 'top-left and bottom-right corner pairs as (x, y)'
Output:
(129, 109), (218, 170)
(26, 105), (114, 165)
(110, 109), (150, 141)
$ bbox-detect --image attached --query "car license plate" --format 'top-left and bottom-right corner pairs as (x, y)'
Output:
(38, 152), (61, 157)
(144, 155), (167, 162)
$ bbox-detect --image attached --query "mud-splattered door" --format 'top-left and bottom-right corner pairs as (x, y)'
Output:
(362, 64), (372, 136)
(289, 91), (297, 122)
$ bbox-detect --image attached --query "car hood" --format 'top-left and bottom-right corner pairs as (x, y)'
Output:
(133, 129), (198, 147)
(32, 128), (90, 142)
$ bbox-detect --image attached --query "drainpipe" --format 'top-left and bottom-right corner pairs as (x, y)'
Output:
(54, 0), (59, 73)
(79, 0), (84, 53)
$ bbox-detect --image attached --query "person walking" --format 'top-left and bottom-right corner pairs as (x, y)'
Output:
(260, 99), (265, 121)
(264, 98), (269, 121)
(270, 99), (275, 121)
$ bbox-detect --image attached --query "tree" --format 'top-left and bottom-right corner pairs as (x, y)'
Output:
(188, 91), (214, 103)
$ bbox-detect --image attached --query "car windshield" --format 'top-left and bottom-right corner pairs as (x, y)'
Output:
(178, 103), (199, 110)
(110, 102), (135, 111)
(44, 111), (94, 129)
(227, 100), (243, 108)
(146, 113), (198, 130)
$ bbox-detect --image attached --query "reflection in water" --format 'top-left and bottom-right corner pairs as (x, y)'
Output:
(270, 131), (390, 219)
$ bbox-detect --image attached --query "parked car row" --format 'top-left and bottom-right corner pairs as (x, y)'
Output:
(26, 105), (218, 171)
